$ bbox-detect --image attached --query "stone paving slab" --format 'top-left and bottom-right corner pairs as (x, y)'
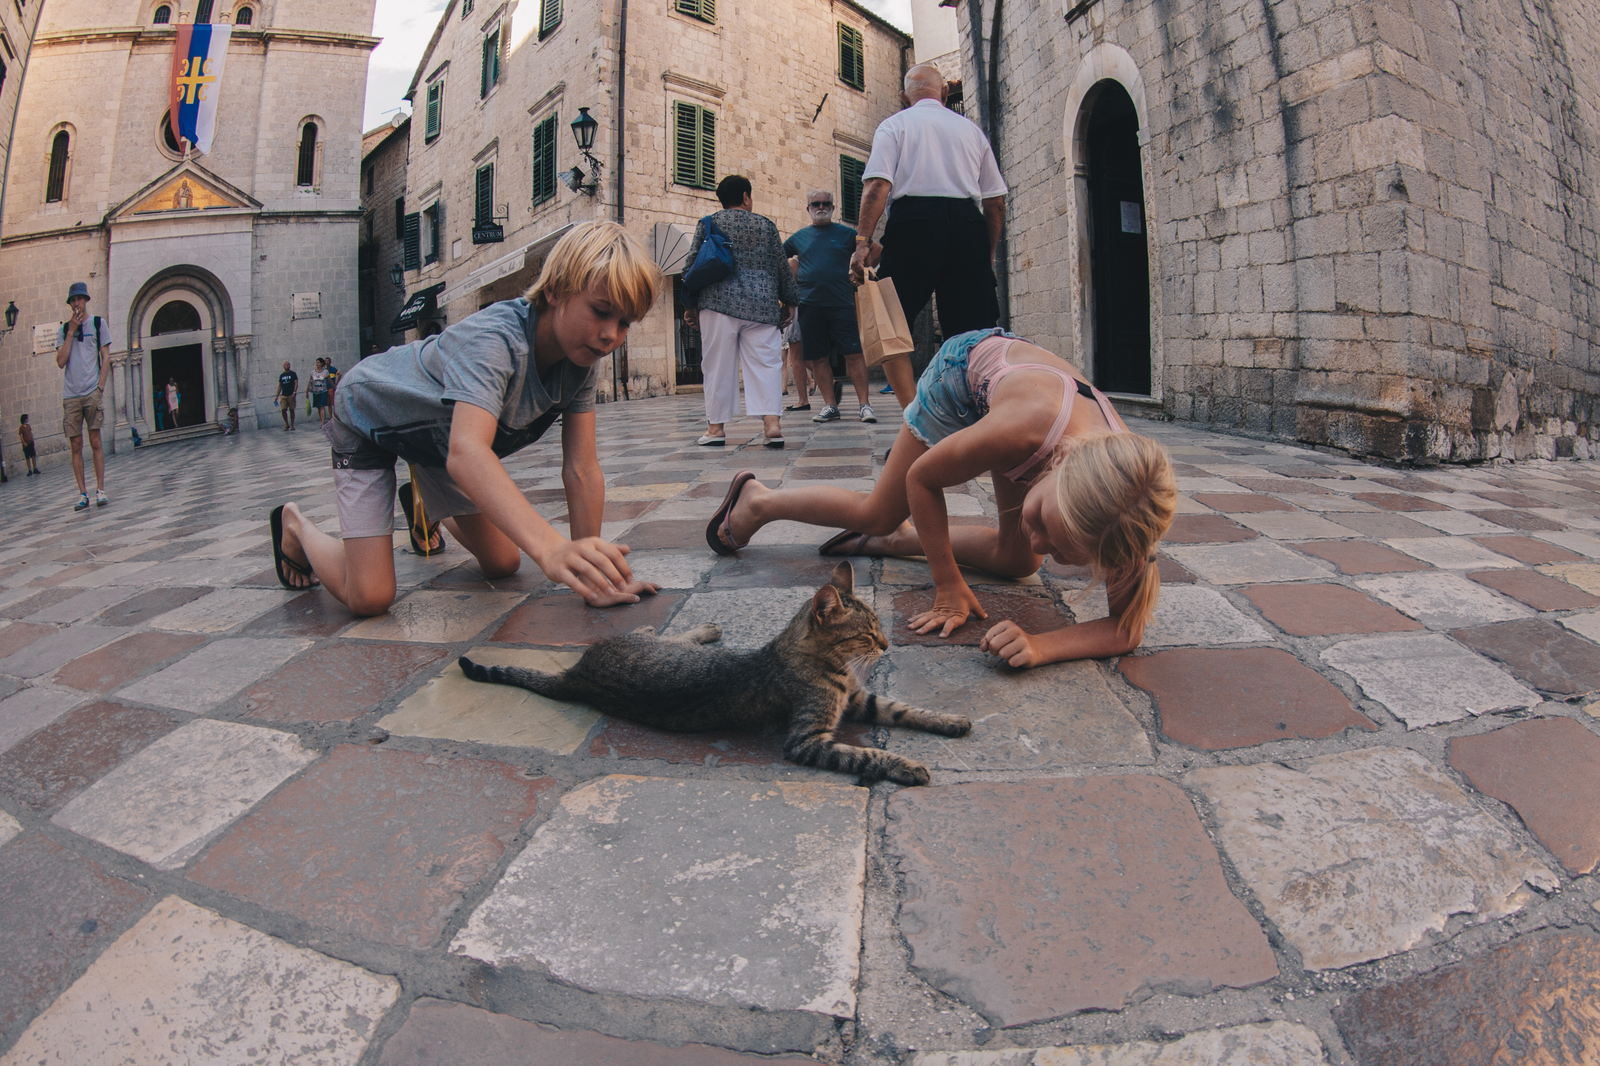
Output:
(1448, 717), (1600, 875)
(190, 745), (552, 949)
(1185, 747), (1558, 971)
(1240, 582), (1421, 636)
(452, 775), (868, 1017)
(1467, 567), (1600, 610)
(906, 1021), (1327, 1064)
(116, 635), (314, 713)
(1160, 514), (1258, 543)
(88, 585), (214, 627)
(343, 589), (528, 643)
(0, 687), (85, 756)
(1140, 586), (1274, 647)
(1450, 618), (1600, 697)
(378, 998), (818, 1064)
(1162, 541), (1334, 584)
(1320, 632), (1540, 726)
(880, 557), (1041, 587)
(890, 589), (1067, 647)
(1537, 561), (1600, 595)
(0, 620), (51, 658)
(1534, 529), (1600, 558)
(22, 586), (135, 625)
(0, 832), (151, 1040)
(886, 648), (1153, 768)
(1472, 534), (1584, 565)
(1354, 571), (1536, 630)
(1564, 610), (1600, 644)
(886, 777), (1276, 1026)
(489, 590), (687, 645)
(588, 716), (871, 766)
(0, 895), (400, 1066)
(1333, 929), (1600, 1066)
(1228, 512), (1362, 541)
(51, 719), (318, 870)
(664, 586), (826, 647)
(49, 629), (207, 693)
(0, 624), (127, 679)
(0, 700), (180, 812)
(1382, 536), (1521, 570)
(239, 588), (360, 637)
(241, 641), (450, 723)
(378, 647), (595, 752)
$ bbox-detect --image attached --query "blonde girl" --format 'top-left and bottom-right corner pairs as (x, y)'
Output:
(706, 327), (1176, 666)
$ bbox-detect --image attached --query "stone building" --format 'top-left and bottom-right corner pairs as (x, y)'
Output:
(359, 114), (409, 356)
(0, 0), (377, 467)
(941, 0), (1597, 462)
(393, 0), (908, 400)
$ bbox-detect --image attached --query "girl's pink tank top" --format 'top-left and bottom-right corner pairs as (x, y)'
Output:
(967, 335), (1127, 481)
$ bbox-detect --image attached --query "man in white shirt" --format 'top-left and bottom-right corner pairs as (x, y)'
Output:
(849, 64), (1007, 409)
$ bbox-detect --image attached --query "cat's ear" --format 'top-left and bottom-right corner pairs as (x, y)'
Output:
(812, 583), (845, 624)
(829, 560), (856, 597)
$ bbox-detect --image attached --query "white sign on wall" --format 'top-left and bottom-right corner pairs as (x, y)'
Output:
(32, 322), (60, 355)
(291, 292), (322, 320)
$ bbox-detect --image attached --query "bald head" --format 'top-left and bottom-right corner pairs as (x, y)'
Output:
(903, 64), (946, 103)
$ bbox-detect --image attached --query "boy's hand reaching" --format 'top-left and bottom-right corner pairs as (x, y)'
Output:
(544, 537), (659, 606)
(980, 619), (1041, 668)
(907, 581), (987, 638)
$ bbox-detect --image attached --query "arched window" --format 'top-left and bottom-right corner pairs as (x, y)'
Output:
(161, 111), (182, 155)
(153, 5), (171, 23)
(45, 130), (69, 202)
(234, 6), (252, 24)
(296, 122), (318, 187)
(195, 0), (214, 21)
(152, 300), (203, 335)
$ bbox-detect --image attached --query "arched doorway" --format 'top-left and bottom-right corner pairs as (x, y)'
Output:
(140, 290), (211, 432)
(1084, 80), (1150, 395)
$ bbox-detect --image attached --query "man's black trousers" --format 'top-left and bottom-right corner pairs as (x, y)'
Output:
(876, 195), (1000, 339)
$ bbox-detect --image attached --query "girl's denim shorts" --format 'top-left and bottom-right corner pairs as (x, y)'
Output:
(901, 328), (1011, 448)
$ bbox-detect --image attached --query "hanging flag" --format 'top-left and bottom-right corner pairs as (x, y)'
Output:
(169, 24), (232, 155)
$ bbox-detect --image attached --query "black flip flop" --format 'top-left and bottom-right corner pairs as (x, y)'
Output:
(399, 482), (445, 556)
(706, 471), (756, 556)
(785, 403), (811, 411)
(269, 505), (317, 590)
(819, 529), (871, 557)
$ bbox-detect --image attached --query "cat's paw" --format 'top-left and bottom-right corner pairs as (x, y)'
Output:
(938, 715), (973, 737)
(879, 759), (932, 787)
(683, 622), (722, 644)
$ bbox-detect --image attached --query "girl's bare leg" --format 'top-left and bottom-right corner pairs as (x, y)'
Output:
(279, 503), (397, 615)
(843, 471), (1045, 578)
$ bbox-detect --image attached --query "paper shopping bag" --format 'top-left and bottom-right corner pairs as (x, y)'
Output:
(855, 270), (915, 367)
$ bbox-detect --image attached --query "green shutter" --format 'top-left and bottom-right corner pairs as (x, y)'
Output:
(672, 102), (716, 191)
(840, 155), (864, 225)
(838, 23), (864, 90)
(697, 108), (716, 190)
(476, 164), (494, 225)
(461, 0), (473, 16)
(540, 0), (561, 36)
(425, 81), (442, 141)
(675, 0), (713, 23)
(481, 29), (499, 97)
(403, 212), (420, 270)
(532, 114), (557, 204)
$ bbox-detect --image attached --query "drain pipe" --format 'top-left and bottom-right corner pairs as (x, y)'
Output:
(612, 0), (630, 399)
(986, 0), (1009, 328)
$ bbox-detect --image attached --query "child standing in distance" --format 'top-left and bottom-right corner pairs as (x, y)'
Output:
(706, 327), (1177, 666)
(270, 222), (662, 617)
(18, 415), (38, 475)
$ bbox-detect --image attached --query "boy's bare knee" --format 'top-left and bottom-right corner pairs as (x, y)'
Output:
(346, 589), (396, 617)
(477, 550), (521, 579)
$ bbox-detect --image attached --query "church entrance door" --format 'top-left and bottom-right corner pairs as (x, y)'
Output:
(1085, 81), (1151, 395)
(151, 344), (205, 430)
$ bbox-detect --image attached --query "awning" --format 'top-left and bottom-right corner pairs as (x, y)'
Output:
(436, 222), (577, 307)
(653, 221), (697, 275)
(391, 282), (446, 332)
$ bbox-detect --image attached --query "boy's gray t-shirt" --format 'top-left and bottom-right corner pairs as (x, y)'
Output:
(333, 298), (597, 467)
(59, 317), (113, 399)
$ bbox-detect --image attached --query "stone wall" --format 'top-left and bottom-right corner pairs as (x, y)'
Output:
(359, 120), (410, 355)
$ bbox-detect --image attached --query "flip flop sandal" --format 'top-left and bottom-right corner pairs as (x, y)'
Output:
(399, 480), (445, 556)
(818, 529), (871, 557)
(269, 505), (317, 590)
(763, 435), (786, 449)
(785, 403), (812, 411)
(706, 471), (756, 556)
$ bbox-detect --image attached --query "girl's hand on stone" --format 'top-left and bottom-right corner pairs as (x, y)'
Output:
(908, 582), (987, 638)
(980, 619), (1041, 668)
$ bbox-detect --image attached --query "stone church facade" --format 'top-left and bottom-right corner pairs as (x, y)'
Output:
(0, 0), (376, 467)
(947, 0), (1597, 462)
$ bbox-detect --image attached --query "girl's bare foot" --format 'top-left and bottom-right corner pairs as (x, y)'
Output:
(859, 519), (916, 556)
(725, 477), (774, 547)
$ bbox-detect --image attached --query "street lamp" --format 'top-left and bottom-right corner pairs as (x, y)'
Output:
(571, 107), (598, 151)
(389, 263), (405, 291)
(0, 302), (17, 340)
(562, 107), (602, 196)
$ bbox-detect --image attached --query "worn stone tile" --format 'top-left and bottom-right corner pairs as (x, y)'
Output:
(880, 556), (1040, 587)
(0, 620), (52, 659)
(89, 586), (214, 627)
(24, 561), (106, 587)
(452, 775), (867, 1017)
(1323, 511), (1446, 539)
(1161, 514), (1259, 543)
(1534, 529), (1600, 558)
(1403, 509), (1513, 536)
(1334, 929), (1600, 1066)
(190, 745), (551, 949)
(0, 833), (151, 1037)
(489, 591), (686, 646)
(1227, 510), (1360, 539)
(1162, 541), (1334, 585)
(1449, 618), (1600, 698)
(886, 647), (1152, 769)
(0, 688), (88, 757)
(1472, 534), (1584, 565)
(907, 1022), (1327, 1065)
(343, 589), (526, 643)
(0, 701), (181, 812)
(1142, 586), (1274, 647)
(1, 895), (399, 1066)
(378, 998), (817, 1066)
(1448, 718), (1600, 876)
(624, 549), (720, 589)
(50, 630), (207, 694)
(704, 545), (865, 590)
(24, 586), (136, 625)
(891, 589), (1067, 647)
(378, 647), (597, 752)
(1352, 492), (1451, 512)
(1469, 508), (1565, 532)
(1536, 562), (1600, 596)
(887, 777), (1275, 1026)
(1191, 492), (1295, 513)
(52, 719), (318, 870)
(1383, 536), (1522, 570)
(1467, 568), (1600, 611)
(242, 642), (450, 724)
(0, 624), (127, 679)
(1355, 572), (1536, 629)
(117, 637), (313, 714)
(586, 715), (873, 767)
(0, 586), (80, 619)
(607, 482), (690, 500)
(149, 588), (295, 633)
(616, 518), (709, 549)
(1186, 747), (1557, 972)
(1240, 583), (1422, 636)
(0, 809), (16, 848)
(1122, 648), (1376, 749)
(1562, 610), (1600, 644)
(664, 586), (822, 647)
(1321, 632), (1540, 727)
(55, 561), (156, 588)
(239, 589), (359, 637)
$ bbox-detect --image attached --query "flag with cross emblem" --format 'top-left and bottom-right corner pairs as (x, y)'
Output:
(169, 24), (232, 155)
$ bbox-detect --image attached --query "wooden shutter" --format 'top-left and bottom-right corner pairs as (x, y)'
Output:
(195, 0), (213, 21)
(672, 102), (699, 188)
(395, 197), (405, 239)
(480, 29), (499, 97)
(697, 108), (716, 190)
(402, 212), (420, 270)
(531, 114), (557, 204)
(838, 24), (864, 90)
(675, 0), (713, 22)
(540, 0), (562, 36)
(840, 155), (864, 225)
(476, 164), (494, 225)
(425, 81), (442, 141)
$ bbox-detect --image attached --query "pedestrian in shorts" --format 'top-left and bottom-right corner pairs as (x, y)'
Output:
(54, 282), (111, 511)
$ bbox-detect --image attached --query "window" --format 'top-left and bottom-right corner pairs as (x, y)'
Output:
(161, 110), (181, 154)
(423, 203), (441, 264)
(461, 0), (473, 15)
(674, 0), (714, 22)
(395, 197), (405, 239)
(364, 167), (374, 196)
(153, 4), (170, 22)
(539, 0), (561, 37)
(425, 79), (443, 142)
(480, 26), (500, 98)
(837, 23), (864, 91)
(475, 163), (494, 225)
(45, 130), (68, 202)
(195, 0), (213, 21)
(296, 122), (317, 186)
(152, 301), (202, 335)
(672, 102), (715, 190)
(0, 57), (7, 98)
(840, 155), (865, 225)
(402, 212), (421, 270)
(234, 6), (252, 24)
(531, 113), (557, 205)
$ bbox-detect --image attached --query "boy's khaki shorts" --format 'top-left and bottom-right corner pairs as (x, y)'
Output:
(323, 416), (478, 540)
(62, 390), (104, 439)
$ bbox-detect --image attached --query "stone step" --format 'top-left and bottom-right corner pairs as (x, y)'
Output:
(140, 423), (224, 447)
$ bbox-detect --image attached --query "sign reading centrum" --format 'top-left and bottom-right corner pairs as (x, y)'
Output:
(472, 223), (505, 245)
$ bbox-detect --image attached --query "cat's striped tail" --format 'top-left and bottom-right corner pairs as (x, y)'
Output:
(457, 656), (569, 699)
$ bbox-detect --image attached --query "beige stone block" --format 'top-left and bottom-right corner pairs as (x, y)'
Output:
(378, 646), (597, 752)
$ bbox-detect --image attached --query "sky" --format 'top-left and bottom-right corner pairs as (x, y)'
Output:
(362, 0), (916, 133)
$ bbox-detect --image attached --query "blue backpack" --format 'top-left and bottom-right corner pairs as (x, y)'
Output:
(681, 215), (736, 295)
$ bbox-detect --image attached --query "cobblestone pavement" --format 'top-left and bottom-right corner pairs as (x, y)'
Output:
(0, 394), (1598, 1065)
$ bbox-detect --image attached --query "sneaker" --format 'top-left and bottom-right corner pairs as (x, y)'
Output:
(72, 493), (89, 512)
(812, 405), (840, 423)
(860, 405), (877, 423)
(96, 490), (109, 507)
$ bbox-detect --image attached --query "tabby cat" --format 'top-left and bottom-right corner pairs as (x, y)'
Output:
(458, 561), (970, 785)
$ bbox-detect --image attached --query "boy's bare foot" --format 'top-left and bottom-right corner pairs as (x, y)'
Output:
(276, 503), (319, 589)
